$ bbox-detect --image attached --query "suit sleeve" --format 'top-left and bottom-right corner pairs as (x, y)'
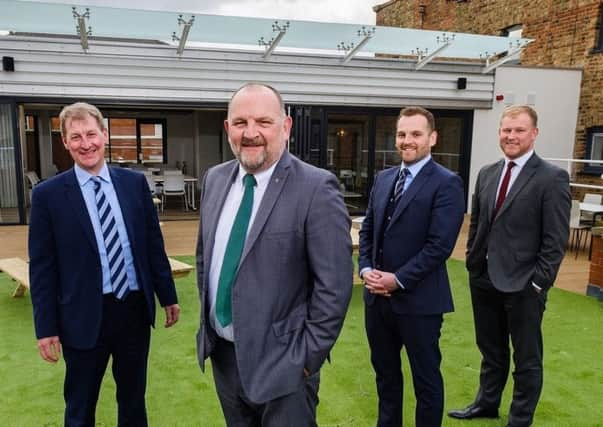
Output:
(394, 173), (465, 291)
(304, 173), (353, 374)
(29, 184), (60, 339)
(141, 175), (178, 306)
(466, 170), (482, 256)
(532, 168), (571, 289)
(358, 172), (379, 274)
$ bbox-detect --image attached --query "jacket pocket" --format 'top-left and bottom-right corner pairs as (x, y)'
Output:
(272, 304), (307, 337)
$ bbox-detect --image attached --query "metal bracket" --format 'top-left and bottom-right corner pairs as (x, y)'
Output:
(172, 15), (195, 56)
(338, 26), (375, 64)
(258, 21), (290, 59)
(72, 7), (91, 52)
(414, 33), (455, 70)
(481, 40), (527, 73)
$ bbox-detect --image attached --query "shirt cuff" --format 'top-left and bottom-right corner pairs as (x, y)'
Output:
(359, 267), (372, 279)
(395, 275), (405, 290)
(532, 281), (542, 291)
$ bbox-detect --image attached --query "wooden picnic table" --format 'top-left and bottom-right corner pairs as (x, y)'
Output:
(0, 257), (194, 297)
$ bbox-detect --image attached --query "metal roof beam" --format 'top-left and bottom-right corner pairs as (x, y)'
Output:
(414, 33), (454, 71)
(172, 15), (195, 56)
(72, 7), (91, 52)
(258, 21), (290, 60)
(481, 45), (524, 73)
(339, 26), (375, 64)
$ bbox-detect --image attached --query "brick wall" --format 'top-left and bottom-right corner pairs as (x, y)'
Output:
(375, 0), (603, 185)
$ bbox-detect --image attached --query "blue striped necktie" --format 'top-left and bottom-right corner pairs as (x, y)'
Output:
(394, 168), (410, 202)
(92, 177), (129, 300)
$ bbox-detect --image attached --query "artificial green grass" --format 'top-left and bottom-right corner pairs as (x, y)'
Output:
(0, 257), (601, 426)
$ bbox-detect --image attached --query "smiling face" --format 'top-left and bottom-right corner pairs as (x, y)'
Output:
(395, 114), (437, 165)
(224, 85), (292, 174)
(62, 113), (107, 176)
(498, 112), (538, 160)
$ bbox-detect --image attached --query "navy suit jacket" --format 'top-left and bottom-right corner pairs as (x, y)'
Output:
(29, 166), (178, 349)
(359, 159), (465, 315)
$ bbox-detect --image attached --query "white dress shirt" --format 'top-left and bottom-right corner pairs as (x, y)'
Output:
(208, 162), (277, 341)
(495, 149), (534, 203)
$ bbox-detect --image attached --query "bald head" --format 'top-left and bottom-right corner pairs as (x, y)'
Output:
(224, 82), (292, 173)
(228, 83), (286, 119)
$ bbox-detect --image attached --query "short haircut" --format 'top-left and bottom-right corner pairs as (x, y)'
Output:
(500, 105), (538, 127)
(59, 102), (105, 139)
(228, 83), (286, 117)
(397, 106), (435, 132)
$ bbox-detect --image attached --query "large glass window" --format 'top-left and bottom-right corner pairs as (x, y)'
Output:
(107, 118), (166, 165)
(375, 116), (398, 172)
(0, 103), (21, 224)
(585, 126), (603, 173)
(433, 116), (463, 173)
(327, 114), (369, 213)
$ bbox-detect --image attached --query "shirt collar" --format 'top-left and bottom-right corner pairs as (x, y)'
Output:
(74, 162), (110, 187)
(236, 161), (278, 188)
(505, 149), (534, 169)
(401, 154), (431, 177)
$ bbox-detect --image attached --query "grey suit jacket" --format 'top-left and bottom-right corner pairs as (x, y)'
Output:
(466, 153), (571, 292)
(195, 151), (353, 404)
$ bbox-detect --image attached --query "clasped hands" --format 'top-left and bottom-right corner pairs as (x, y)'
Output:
(363, 269), (399, 297)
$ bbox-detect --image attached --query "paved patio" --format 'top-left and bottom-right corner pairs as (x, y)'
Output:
(0, 215), (590, 295)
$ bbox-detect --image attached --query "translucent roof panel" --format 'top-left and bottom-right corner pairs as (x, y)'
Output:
(0, 0), (531, 60)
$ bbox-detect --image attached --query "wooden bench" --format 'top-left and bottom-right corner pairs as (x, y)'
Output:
(168, 257), (194, 279)
(0, 257), (30, 297)
(0, 257), (194, 298)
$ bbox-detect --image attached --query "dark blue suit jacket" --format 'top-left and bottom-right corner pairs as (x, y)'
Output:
(29, 167), (178, 349)
(359, 159), (465, 315)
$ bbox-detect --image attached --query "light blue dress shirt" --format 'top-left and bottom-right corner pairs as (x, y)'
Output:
(75, 164), (139, 294)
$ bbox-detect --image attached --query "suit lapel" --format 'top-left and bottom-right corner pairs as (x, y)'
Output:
(388, 160), (434, 228)
(240, 152), (291, 264)
(372, 168), (397, 237)
(205, 163), (239, 272)
(63, 169), (98, 253)
(484, 160), (504, 222)
(494, 154), (540, 220)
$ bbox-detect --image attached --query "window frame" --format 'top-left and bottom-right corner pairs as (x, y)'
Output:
(105, 117), (167, 165)
(584, 126), (603, 174)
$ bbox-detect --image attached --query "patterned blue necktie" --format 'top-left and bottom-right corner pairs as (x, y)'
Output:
(394, 168), (410, 202)
(92, 177), (129, 300)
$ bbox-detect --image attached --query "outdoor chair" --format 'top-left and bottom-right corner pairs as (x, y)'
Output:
(570, 200), (591, 258)
(161, 174), (187, 212)
(581, 193), (603, 223)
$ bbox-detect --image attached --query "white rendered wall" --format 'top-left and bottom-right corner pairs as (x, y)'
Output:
(468, 66), (582, 212)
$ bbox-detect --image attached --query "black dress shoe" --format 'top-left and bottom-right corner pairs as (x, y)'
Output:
(448, 403), (499, 419)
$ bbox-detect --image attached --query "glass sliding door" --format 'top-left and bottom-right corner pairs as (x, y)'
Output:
(327, 113), (370, 214)
(0, 102), (25, 224)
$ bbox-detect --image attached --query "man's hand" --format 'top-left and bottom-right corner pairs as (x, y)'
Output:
(164, 304), (181, 327)
(364, 269), (399, 297)
(37, 336), (61, 363)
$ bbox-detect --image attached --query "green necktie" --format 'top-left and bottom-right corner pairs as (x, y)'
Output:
(216, 173), (256, 327)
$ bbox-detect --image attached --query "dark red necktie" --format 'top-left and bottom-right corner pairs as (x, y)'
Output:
(494, 161), (515, 217)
